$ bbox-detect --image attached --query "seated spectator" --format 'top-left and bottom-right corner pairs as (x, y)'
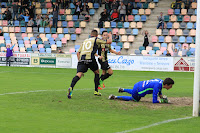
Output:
(184, 0), (192, 9)
(28, 18), (34, 27)
(42, 15), (49, 27)
(166, 50), (171, 56)
(173, 48), (178, 57)
(99, 9), (109, 22)
(111, 0), (119, 10)
(0, 29), (3, 36)
(175, 0), (182, 9)
(113, 32), (119, 42)
(118, 2), (126, 22)
(81, 2), (89, 16)
(127, 3), (133, 15)
(58, 48), (64, 53)
(36, 35), (42, 42)
(49, 17), (53, 28)
(182, 46), (188, 57)
(110, 9), (119, 21)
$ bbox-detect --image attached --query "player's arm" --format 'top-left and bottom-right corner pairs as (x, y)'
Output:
(152, 84), (160, 103)
(109, 49), (121, 55)
(10, 44), (15, 50)
(95, 53), (103, 60)
(77, 52), (80, 60)
(77, 43), (83, 60)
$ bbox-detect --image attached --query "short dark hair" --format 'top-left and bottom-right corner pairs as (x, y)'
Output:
(163, 78), (174, 85)
(102, 30), (107, 35)
(91, 30), (98, 37)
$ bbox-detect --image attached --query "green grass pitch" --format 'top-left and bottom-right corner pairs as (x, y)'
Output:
(0, 66), (200, 133)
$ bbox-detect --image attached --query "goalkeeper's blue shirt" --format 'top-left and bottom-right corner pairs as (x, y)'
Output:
(135, 79), (163, 103)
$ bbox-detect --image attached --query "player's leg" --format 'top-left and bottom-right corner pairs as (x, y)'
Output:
(108, 94), (134, 101)
(99, 61), (112, 88)
(118, 88), (133, 94)
(68, 62), (87, 99)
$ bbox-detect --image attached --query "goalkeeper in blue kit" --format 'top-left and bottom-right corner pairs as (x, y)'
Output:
(109, 78), (174, 103)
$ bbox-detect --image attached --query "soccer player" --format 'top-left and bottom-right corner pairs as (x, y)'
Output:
(108, 78), (174, 103)
(67, 30), (112, 99)
(97, 31), (121, 89)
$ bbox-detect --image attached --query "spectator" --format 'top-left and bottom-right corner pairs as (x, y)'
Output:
(5, 44), (15, 67)
(110, 9), (119, 21)
(184, 0), (192, 9)
(175, 0), (182, 9)
(127, 3), (133, 15)
(0, 29), (3, 36)
(52, 8), (58, 28)
(28, 18), (34, 27)
(36, 35), (42, 43)
(166, 50), (171, 56)
(111, 0), (119, 10)
(51, 1), (59, 10)
(5, 7), (12, 25)
(118, 2), (126, 22)
(99, 9), (109, 22)
(58, 48), (64, 53)
(113, 32), (119, 42)
(36, 15), (42, 30)
(182, 46), (188, 57)
(142, 30), (150, 49)
(81, 2), (89, 16)
(157, 12), (164, 31)
(173, 48), (178, 57)
(49, 17), (53, 28)
(21, 13), (30, 26)
(123, 0), (129, 6)
(74, 1), (82, 18)
(12, 3), (19, 21)
(42, 15), (49, 27)
(64, 0), (70, 8)
(28, 6), (35, 19)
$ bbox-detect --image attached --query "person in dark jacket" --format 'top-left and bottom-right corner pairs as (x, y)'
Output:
(74, 1), (82, 18)
(99, 9), (109, 22)
(28, 5), (35, 19)
(12, 3), (19, 20)
(5, 44), (15, 66)
(52, 8), (58, 29)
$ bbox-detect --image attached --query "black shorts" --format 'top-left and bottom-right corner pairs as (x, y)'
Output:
(98, 59), (110, 70)
(77, 59), (99, 73)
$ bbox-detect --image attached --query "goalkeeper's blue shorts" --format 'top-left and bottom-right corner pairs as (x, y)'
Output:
(132, 83), (141, 102)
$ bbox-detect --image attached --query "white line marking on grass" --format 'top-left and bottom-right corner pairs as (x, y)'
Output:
(0, 86), (133, 96)
(115, 117), (193, 133)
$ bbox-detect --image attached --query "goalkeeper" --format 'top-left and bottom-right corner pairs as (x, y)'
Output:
(108, 78), (174, 103)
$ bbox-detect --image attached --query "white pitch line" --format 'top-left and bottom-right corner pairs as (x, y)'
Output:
(0, 86), (133, 96)
(115, 117), (193, 133)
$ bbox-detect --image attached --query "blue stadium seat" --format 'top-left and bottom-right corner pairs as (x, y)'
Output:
(149, 50), (155, 55)
(56, 41), (62, 47)
(153, 47), (160, 51)
(186, 36), (193, 43)
(189, 48), (195, 54)
(132, 9), (138, 15)
(46, 48), (52, 53)
(49, 37), (54, 42)
(133, 29), (138, 35)
(75, 45), (80, 52)
(6, 40), (11, 44)
(30, 37), (35, 41)
(27, 48), (32, 52)
(39, 27), (44, 33)
(126, 29), (132, 35)
(183, 29), (189, 36)
(117, 42), (123, 48)
(175, 43), (182, 50)
(46, 34), (51, 39)
(19, 44), (24, 48)
(134, 15), (140, 22)
(63, 28), (69, 34)
(32, 44), (37, 48)
(158, 36), (164, 43)
(136, 3), (142, 9)
(163, 50), (167, 56)
(45, 27), (50, 33)
(18, 40), (24, 44)
(5, 36), (10, 40)
(51, 28), (56, 34)
(24, 37), (29, 41)
(39, 48), (46, 53)
(194, 23), (196, 29)
(58, 34), (64, 39)
(161, 43), (167, 48)
(89, 9), (95, 15)
(94, 3), (99, 9)
(166, 22), (173, 29)
(62, 21), (67, 27)
(71, 34), (77, 41)
(139, 46), (145, 51)
(174, 9), (180, 15)
(21, 27), (26, 33)
(45, 44), (51, 48)
(187, 22), (193, 29)
(73, 15), (78, 21)
(141, 15), (147, 22)
(14, 21), (19, 26)
(115, 46), (121, 52)
(50, 41), (55, 45)
(124, 22), (129, 28)
(153, 0), (159, 3)
(195, 9), (197, 15)
(70, 3), (75, 9)
(111, 42), (117, 47)
(1, 2), (7, 7)
(179, 36), (185, 43)
(135, 49), (141, 55)
(42, 9), (48, 14)
(69, 28), (75, 34)
(117, 22), (123, 28)
(48, 14), (53, 19)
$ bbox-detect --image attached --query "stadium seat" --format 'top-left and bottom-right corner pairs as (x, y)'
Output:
(152, 36), (158, 42)
(187, 22), (193, 29)
(111, 22), (116, 28)
(75, 28), (81, 34)
(71, 34), (76, 41)
(186, 36), (193, 44)
(162, 29), (169, 36)
(174, 9), (180, 15)
(135, 49), (141, 55)
(119, 28), (125, 35)
(105, 21), (110, 28)
(132, 9), (138, 15)
(165, 36), (172, 43)
(190, 44), (195, 48)
(68, 21), (74, 27)
(191, 15), (196, 23)
(183, 29), (189, 36)
(149, 50), (155, 55)
(181, 9), (187, 15)
(191, 2), (197, 9)
(128, 35), (134, 42)
(139, 9), (144, 15)
(164, 15), (170, 22)
(89, 9), (95, 15)
(134, 15), (140, 22)
(126, 29), (132, 35)
(176, 29), (183, 36)
(136, 22), (143, 29)
(141, 15), (146, 22)
(73, 15), (78, 21)
(172, 36), (179, 43)
(156, 29), (162, 36)
(180, 22), (186, 29)
(190, 29), (196, 36)
(177, 15), (183, 22)
(130, 22), (136, 28)
(62, 21), (67, 27)
(132, 29), (138, 35)
(188, 9), (194, 15)
(124, 22), (129, 28)
(168, 9), (174, 15)
(184, 15), (190, 22)
(179, 36), (185, 43)
(173, 22), (179, 29)
(149, 2), (155, 9)
(154, 43), (161, 48)
(128, 15), (134, 21)
(169, 29), (175, 36)
(94, 3), (99, 9)
(121, 35), (128, 42)
(139, 46), (145, 51)
(145, 9), (151, 15)
(167, 22), (173, 29)
(80, 21), (86, 28)
(170, 15), (177, 22)
(141, 50), (148, 55)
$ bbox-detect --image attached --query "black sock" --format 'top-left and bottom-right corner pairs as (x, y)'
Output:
(101, 73), (112, 81)
(94, 74), (99, 92)
(100, 74), (105, 81)
(70, 75), (80, 90)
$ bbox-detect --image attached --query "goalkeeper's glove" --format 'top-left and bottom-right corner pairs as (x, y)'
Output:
(159, 96), (168, 103)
